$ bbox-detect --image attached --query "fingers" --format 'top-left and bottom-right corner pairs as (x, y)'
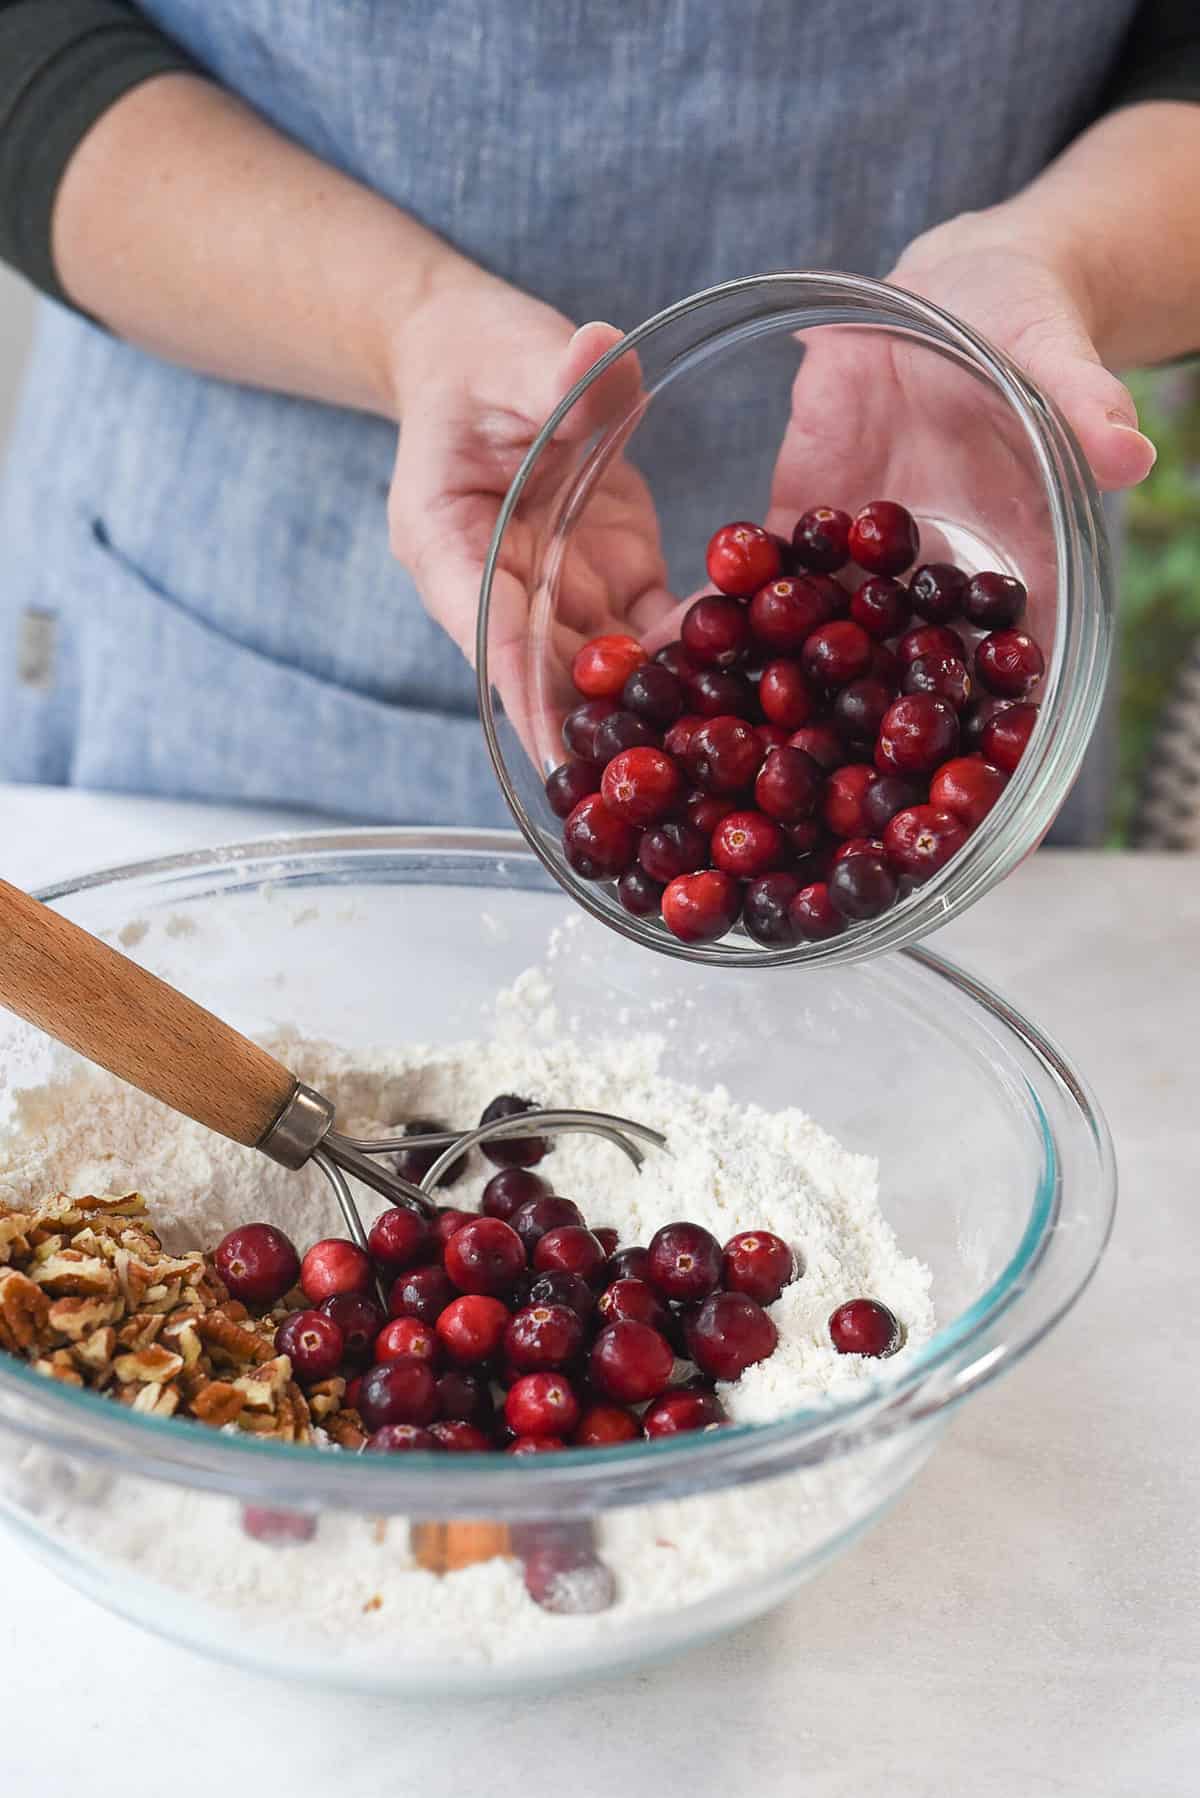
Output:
(998, 309), (1157, 494)
(550, 322), (645, 444)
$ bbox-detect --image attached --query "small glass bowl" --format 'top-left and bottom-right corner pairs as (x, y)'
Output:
(478, 272), (1113, 965)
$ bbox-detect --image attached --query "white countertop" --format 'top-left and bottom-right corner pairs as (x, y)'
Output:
(1, 786), (1196, 1798)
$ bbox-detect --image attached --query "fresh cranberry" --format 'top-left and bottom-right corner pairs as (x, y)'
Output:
(681, 594), (752, 668)
(904, 654), (973, 711)
(481, 1167), (551, 1222)
(981, 702), (1038, 771)
(961, 695), (1007, 751)
(829, 1298), (901, 1356)
(275, 1309), (345, 1382)
(214, 1223), (300, 1307)
(367, 1423), (440, 1453)
(638, 819), (708, 883)
(374, 1314), (440, 1367)
(686, 792), (737, 834)
(344, 1373), (363, 1409)
(870, 640), (903, 686)
(617, 868), (663, 916)
(963, 570), (1026, 629)
(478, 1093), (551, 1169)
(590, 1319), (675, 1403)
(754, 745), (824, 823)
(299, 1238), (373, 1304)
(241, 1506), (316, 1545)
(646, 1221), (723, 1302)
(434, 1293), (510, 1364)
(562, 698), (618, 762)
(861, 773), (924, 833)
(562, 793), (637, 881)
(510, 1195), (585, 1253)
(572, 633), (645, 699)
(908, 562), (968, 623)
(545, 760), (601, 819)
(882, 804), (968, 881)
(685, 1291), (778, 1380)
(320, 1292), (384, 1366)
(435, 1370), (493, 1429)
(661, 870), (741, 943)
(642, 1388), (728, 1437)
(828, 850), (898, 919)
(849, 501), (919, 575)
(505, 1371), (581, 1438)
(711, 809), (785, 879)
(787, 723), (844, 771)
(789, 880), (846, 940)
(706, 520), (783, 597)
(367, 1206), (431, 1275)
(505, 1302), (586, 1372)
(593, 1227), (619, 1257)
(621, 662), (685, 725)
(428, 1420), (492, 1452)
(664, 713), (704, 758)
(749, 576), (835, 651)
(755, 722), (791, 754)
(743, 871), (801, 946)
(802, 620), (874, 688)
(876, 695), (960, 775)
(722, 1231), (796, 1304)
(823, 763), (878, 837)
(975, 629), (1045, 698)
(532, 1225), (607, 1286)
(574, 1403), (640, 1447)
(897, 623), (968, 666)
(686, 716), (764, 792)
(506, 1435), (566, 1455)
(830, 835), (885, 867)
(850, 576), (911, 640)
(597, 1276), (672, 1334)
(523, 1544), (617, 1611)
(358, 1359), (439, 1429)
(432, 1207), (475, 1252)
(600, 746), (682, 827)
(524, 1269), (597, 1322)
(592, 709), (659, 763)
(687, 668), (759, 718)
(604, 1246), (651, 1285)
(833, 677), (892, 745)
(655, 640), (701, 681)
(444, 1217), (525, 1295)
(929, 756), (1008, 829)
(758, 659), (814, 729)
(792, 505), (852, 573)
(387, 1264), (455, 1324)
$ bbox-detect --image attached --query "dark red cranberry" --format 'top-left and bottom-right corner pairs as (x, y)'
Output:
(743, 871), (802, 946)
(444, 1217), (525, 1295)
(562, 793), (638, 880)
(849, 501), (919, 575)
(367, 1206), (431, 1275)
(387, 1263), (455, 1324)
(432, 1207), (475, 1252)
(545, 760), (601, 819)
(828, 850), (898, 919)
(590, 1319), (675, 1403)
(601, 746), (683, 827)
(574, 1403), (640, 1447)
(605, 1246), (651, 1285)
(344, 1375), (361, 1411)
(524, 1269), (598, 1323)
(654, 640), (701, 682)
(639, 819), (709, 883)
(862, 773), (924, 833)
(834, 677), (892, 745)
(241, 1506), (316, 1545)
(597, 1276), (672, 1335)
(904, 654), (973, 711)
(961, 695), (1008, 751)
(897, 623), (968, 666)
(802, 620), (874, 688)
(435, 1293), (510, 1364)
(850, 576), (911, 639)
(522, 1544), (617, 1611)
(963, 570), (1026, 629)
(782, 813), (826, 855)
(428, 1420), (492, 1452)
(787, 723), (844, 771)
(981, 702), (1038, 771)
(505, 1302), (586, 1372)
(276, 1309), (344, 1382)
(435, 1368), (494, 1426)
(823, 763), (878, 838)
(664, 713), (704, 758)
(591, 709), (659, 763)
(706, 520), (783, 597)
(621, 661), (685, 725)
(754, 745), (824, 823)
(367, 1423), (440, 1453)
(792, 505), (852, 572)
(749, 575), (835, 651)
(908, 562), (968, 623)
(478, 1093), (551, 1169)
(506, 1435), (566, 1456)
(642, 1388), (728, 1437)
(572, 633), (645, 699)
(532, 1225), (607, 1286)
(755, 722), (790, 753)
(790, 881), (845, 940)
(646, 1221), (723, 1302)
(510, 1195), (585, 1253)
(299, 1238), (372, 1304)
(712, 809), (785, 879)
(829, 1298), (901, 1357)
(563, 698), (618, 763)
(870, 641), (902, 687)
(722, 1231), (797, 1305)
(481, 1167), (551, 1222)
(685, 1290), (779, 1380)
(975, 629), (1045, 698)
(320, 1292), (384, 1366)
(593, 1227), (619, 1257)
(617, 868), (663, 917)
(686, 716), (764, 792)
(661, 870), (741, 943)
(215, 1223), (300, 1306)
(876, 695), (960, 775)
(686, 792), (737, 834)
(375, 1313), (440, 1366)
(505, 1371), (581, 1438)
(770, 530), (799, 574)
(758, 659), (815, 729)
(687, 668), (759, 718)
(929, 756), (1008, 828)
(681, 594), (752, 668)
(882, 804), (968, 881)
(358, 1358), (439, 1429)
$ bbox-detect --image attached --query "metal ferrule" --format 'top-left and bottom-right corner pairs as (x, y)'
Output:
(257, 1082), (336, 1170)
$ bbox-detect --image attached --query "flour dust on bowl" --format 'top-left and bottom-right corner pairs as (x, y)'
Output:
(0, 833), (1114, 1695)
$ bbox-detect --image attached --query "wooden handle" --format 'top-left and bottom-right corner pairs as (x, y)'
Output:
(0, 877), (296, 1147)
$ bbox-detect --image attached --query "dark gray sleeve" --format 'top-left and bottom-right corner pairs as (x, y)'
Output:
(1099, 0), (1200, 113)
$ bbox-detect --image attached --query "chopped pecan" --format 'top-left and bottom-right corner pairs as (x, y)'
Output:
(46, 1294), (122, 1342)
(326, 1408), (367, 1451)
(0, 1268), (51, 1352)
(306, 1377), (345, 1420)
(197, 1310), (274, 1367)
(31, 1251), (118, 1298)
(32, 1349), (84, 1387)
(74, 1193), (147, 1219)
(116, 1312), (165, 1351)
(73, 1327), (117, 1379)
(233, 1354), (291, 1410)
(131, 1381), (180, 1418)
(112, 1344), (185, 1385)
(0, 1213), (33, 1263)
(189, 1380), (246, 1428)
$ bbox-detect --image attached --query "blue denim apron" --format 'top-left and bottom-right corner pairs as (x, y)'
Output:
(0, 0), (1134, 830)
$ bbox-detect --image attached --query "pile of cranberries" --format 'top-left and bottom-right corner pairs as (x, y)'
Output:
(213, 1094), (902, 1460)
(546, 502), (1042, 945)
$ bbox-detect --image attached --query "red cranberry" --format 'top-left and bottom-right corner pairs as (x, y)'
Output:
(758, 659), (815, 729)
(963, 570), (1026, 629)
(661, 870), (741, 943)
(524, 1269), (598, 1322)
(597, 1276), (672, 1334)
(686, 715), (764, 792)
(712, 809), (785, 879)
(975, 629), (1045, 698)
(743, 871), (801, 946)
(387, 1264), (455, 1324)
(478, 1093), (551, 1168)
(897, 623), (968, 666)
(909, 562), (968, 623)
(849, 501), (919, 575)
(646, 1221), (722, 1302)
(850, 576), (911, 639)
(572, 633), (645, 699)
(787, 723), (844, 771)
(563, 793), (637, 881)
(574, 1403), (640, 1447)
(802, 620), (874, 688)
(861, 773), (924, 833)
(562, 698), (618, 762)
(505, 1371), (581, 1438)
(505, 1302), (586, 1371)
(506, 1435), (566, 1455)
(829, 1297), (901, 1356)
(687, 668), (759, 718)
(685, 1290), (779, 1380)
(395, 1121), (465, 1189)
(621, 662), (685, 725)
(749, 575), (835, 651)
(981, 702), (1038, 771)
(276, 1309), (344, 1382)
(241, 1506), (316, 1545)
(755, 722), (790, 753)
(214, 1223), (300, 1307)
(883, 804), (968, 881)
(428, 1421), (492, 1452)
(681, 594), (752, 668)
(722, 1230), (796, 1305)
(358, 1359), (439, 1429)
(706, 520), (782, 597)
(320, 1292), (384, 1366)
(375, 1314), (440, 1367)
(617, 868), (663, 917)
(533, 1225), (607, 1286)
(792, 505), (852, 573)
(367, 1423), (440, 1453)
(435, 1369), (493, 1426)
(593, 1227), (619, 1257)
(655, 640), (701, 681)
(870, 640), (902, 686)
(687, 795), (737, 838)
(605, 1246), (651, 1285)
(481, 1167), (551, 1222)
(592, 709), (659, 763)
(755, 746), (824, 823)
(367, 1206), (431, 1275)
(510, 1195), (585, 1253)
(876, 695), (960, 775)
(523, 1545), (617, 1611)
(828, 850), (897, 919)
(601, 746), (683, 827)
(834, 677), (892, 745)
(930, 756), (1008, 828)
(444, 1217), (525, 1295)
(823, 763), (878, 838)
(344, 1374), (363, 1409)
(435, 1293), (510, 1364)
(830, 835), (885, 867)
(642, 1388), (728, 1437)
(590, 1319), (675, 1403)
(432, 1207), (475, 1252)
(545, 760), (601, 819)
(664, 713), (704, 758)
(639, 819), (709, 882)
(790, 881), (846, 940)
(904, 655), (972, 713)
(299, 1238), (372, 1305)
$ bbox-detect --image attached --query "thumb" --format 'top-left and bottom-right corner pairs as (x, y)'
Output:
(1011, 314), (1156, 493)
(548, 320), (644, 442)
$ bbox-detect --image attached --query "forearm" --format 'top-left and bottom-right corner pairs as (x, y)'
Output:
(52, 72), (491, 419)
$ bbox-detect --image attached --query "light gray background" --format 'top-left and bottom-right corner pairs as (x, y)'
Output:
(0, 267), (35, 453)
